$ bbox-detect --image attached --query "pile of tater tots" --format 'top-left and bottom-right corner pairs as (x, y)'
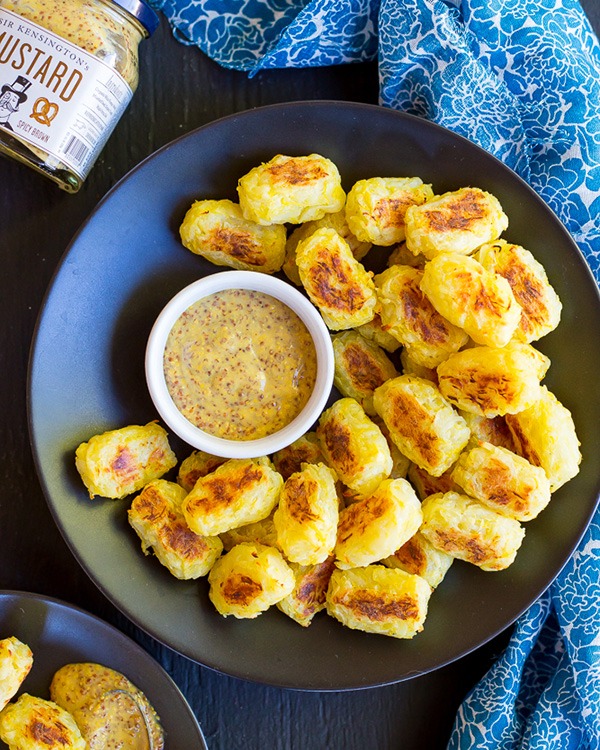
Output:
(75, 153), (581, 640)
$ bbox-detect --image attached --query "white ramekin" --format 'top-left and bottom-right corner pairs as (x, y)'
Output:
(145, 270), (334, 459)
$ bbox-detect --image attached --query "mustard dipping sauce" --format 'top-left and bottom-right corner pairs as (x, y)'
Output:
(163, 289), (318, 441)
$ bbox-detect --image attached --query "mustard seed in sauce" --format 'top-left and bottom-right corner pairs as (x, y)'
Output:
(164, 289), (318, 441)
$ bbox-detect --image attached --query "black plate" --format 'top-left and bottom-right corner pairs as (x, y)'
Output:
(0, 591), (206, 747)
(28, 101), (600, 690)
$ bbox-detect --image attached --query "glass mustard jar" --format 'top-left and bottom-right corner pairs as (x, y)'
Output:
(0, 0), (158, 192)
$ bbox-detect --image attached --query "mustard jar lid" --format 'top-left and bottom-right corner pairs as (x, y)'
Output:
(111, 0), (160, 35)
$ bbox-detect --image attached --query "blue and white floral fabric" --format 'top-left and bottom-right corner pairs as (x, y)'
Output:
(148, 0), (600, 746)
(146, 0), (379, 72)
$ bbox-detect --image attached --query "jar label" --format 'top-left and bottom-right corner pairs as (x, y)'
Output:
(0, 8), (133, 179)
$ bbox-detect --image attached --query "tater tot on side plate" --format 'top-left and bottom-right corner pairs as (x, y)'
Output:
(335, 477), (423, 569)
(451, 442), (552, 522)
(345, 176), (434, 245)
(404, 186), (508, 259)
(128, 479), (223, 579)
(506, 386), (581, 492)
(332, 330), (398, 416)
(0, 638), (33, 712)
(208, 542), (294, 619)
(326, 566), (432, 639)
(75, 423), (177, 500)
(476, 239), (562, 343)
(179, 198), (286, 273)
(237, 153), (345, 225)
(274, 463), (339, 566)
(317, 398), (393, 496)
(375, 264), (468, 367)
(373, 375), (470, 477)
(421, 491), (525, 571)
(0, 694), (86, 750)
(437, 343), (550, 417)
(296, 227), (377, 330)
(420, 253), (522, 347)
(182, 458), (283, 536)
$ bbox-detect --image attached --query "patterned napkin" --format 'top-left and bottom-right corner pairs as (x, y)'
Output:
(149, 0), (600, 745)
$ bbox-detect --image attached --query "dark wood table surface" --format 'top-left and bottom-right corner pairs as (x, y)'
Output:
(2, 4), (598, 749)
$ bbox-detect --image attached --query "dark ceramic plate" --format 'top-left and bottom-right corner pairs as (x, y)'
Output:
(28, 101), (600, 690)
(0, 591), (206, 747)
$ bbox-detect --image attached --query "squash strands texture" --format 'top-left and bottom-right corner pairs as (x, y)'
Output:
(237, 153), (346, 226)
(0, 638), (33, 712)
(0, 694), (87, 750)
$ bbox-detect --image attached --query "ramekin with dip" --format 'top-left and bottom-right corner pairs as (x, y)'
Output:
(146, 271), (334, 459)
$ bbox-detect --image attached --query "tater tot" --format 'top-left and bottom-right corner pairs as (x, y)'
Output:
(317, 398), (392, 496)
(404, 187), (508, 259)
(179, 199), (286, 273)
(219, 514), (280, 552)
(326, 566), (431, 639)
(373, 416), (411, 480)
(375, 264), (468, 367)
(277, 556), (336, 627)
(451, 442), (552, 521)
(382, 532), (454, 589)
(387, 241), (427, 269)
(421, 491), (525, 571)
(400, 349), (438, 383)
(296, 227), (377, 330)
(506, 386), (581, 491)
(208, 542), (294, 618)
(0, 638), (33, 712)
(335, 478), (423, 569)
(75, 423), (177, 500)
(0, 694), (86, 750)
(407, 462), (458, 501)
(182, 458), (283, 536)
(373, 375), (470, 477)
(284, 211), (372, 285)
(274, 463), (339, 565)
(332, 330), (398, 415)
(237, 153), (345, 225)
(177, 450), (227, 492)
(457, 410), (517, 452)
(356, 312), (402, 353)
(345, 176), (434, 245)
(128, 480), (223, 579)
(420, 253), (522, 347)
(437, 343), (550, 417)
(271, 432), (325, 481)
(476, 239), (562, 343)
